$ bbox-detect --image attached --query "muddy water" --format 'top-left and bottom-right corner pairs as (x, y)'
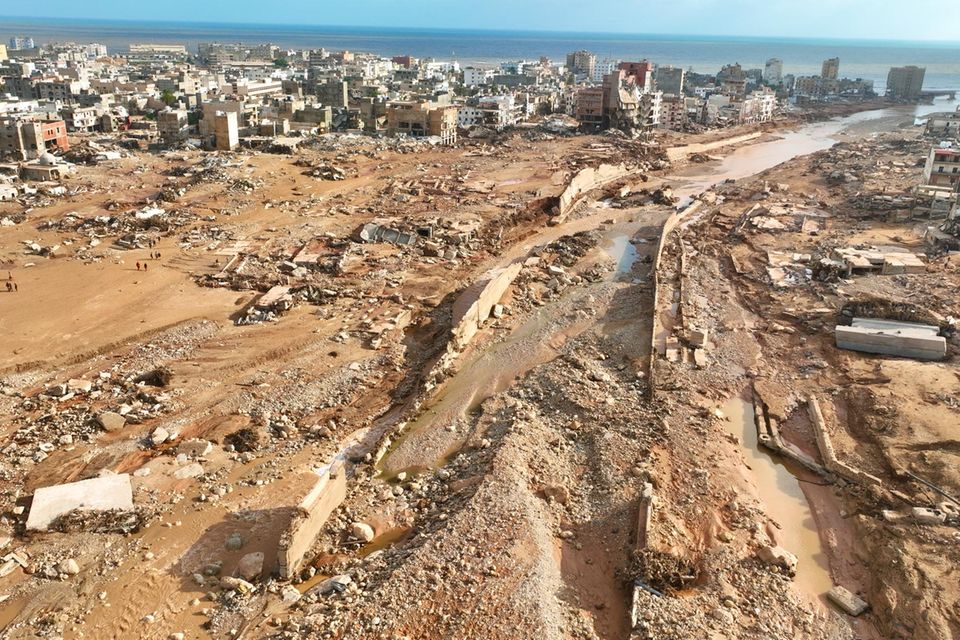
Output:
(670, 97), (958, 203)
(378, 218), (647, 477)
(720, 395), (833, 602)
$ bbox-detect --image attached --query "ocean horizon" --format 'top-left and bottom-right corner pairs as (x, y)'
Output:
(3, 16), (960, 91)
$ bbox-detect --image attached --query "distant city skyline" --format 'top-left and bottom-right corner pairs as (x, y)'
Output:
(3, 1), (960, 43)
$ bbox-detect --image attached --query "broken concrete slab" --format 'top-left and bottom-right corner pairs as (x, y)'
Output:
(828, 586), (868, 616)
(910, 506), (947, 525)
(835, 319), (946, 361)
(26, 474), (134, 531)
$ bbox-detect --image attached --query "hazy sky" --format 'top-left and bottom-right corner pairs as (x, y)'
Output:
(4, 1), (960, 42)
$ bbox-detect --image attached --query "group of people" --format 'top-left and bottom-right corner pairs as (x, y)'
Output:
(136, 249), (163, 272)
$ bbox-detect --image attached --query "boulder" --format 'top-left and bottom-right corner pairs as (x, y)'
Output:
(350, 522), (375, 543)
(150, 427), (170, 446)
(756, 545), (797, 573)
(172, 463), (204, 480)
(177, 439), (213, 457)
(67, 379), (93, 393)
(910, 507), (946, 525)
(280, 585), (301, 604)
(219, 576), (254, 593)
(58, 558), (80, 575)
(236, 552), (264, 580)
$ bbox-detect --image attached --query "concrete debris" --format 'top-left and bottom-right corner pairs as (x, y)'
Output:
(26, 474), (134, 531)
(827, 586), (869, 616)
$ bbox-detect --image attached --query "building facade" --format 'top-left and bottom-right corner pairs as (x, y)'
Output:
(887, 66), (926, 100)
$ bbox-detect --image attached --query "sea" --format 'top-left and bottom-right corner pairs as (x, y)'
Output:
(3, 17), (960, 93)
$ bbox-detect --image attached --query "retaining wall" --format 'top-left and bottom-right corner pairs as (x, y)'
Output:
(555, 163), (635, 222)
(277, 464), (348, 579)
(450, 262), (523, 350)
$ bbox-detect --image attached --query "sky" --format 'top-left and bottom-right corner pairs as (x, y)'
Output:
(4, 1), (960, 42)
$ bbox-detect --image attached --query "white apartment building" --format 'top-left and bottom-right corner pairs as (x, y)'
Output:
(592, 59), (621, 84)
(463, 67), (493, 86)
(456, 95), (521, 130)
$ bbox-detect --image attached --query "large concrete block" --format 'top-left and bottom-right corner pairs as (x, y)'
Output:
(27, 474), (134, 531)
(277, 465), (347, 578)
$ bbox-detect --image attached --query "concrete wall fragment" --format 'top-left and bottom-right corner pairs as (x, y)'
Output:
(450, 262), (522, 350)
(277, 465), (347, 579)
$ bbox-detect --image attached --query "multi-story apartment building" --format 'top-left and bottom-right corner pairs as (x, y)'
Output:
(821, 57), (840, 80)
(887, 66), (926, 100)
(655, 66), (685, 96)
(764, 58), (783, 85)
(923, 144), (960, 191)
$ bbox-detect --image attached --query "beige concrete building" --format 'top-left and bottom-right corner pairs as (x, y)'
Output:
(386, 101), (458, 145)
(887, 66), (926, 100)
(214, 111), (239, 151)
(157, 109), (189, 144)
(821, 57), (840, 80)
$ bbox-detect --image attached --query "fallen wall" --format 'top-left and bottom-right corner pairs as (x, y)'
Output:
(665, 131), (763, 163)
(277, 464), (347, 579)
(647, 200), (705, 398)
(807, 395), (883, 488)
(450, 262), (522, 350)
(555, 163), (634, 222)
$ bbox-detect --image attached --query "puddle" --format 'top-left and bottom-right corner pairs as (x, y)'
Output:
(719, 395), (833, 602)
(602, 233), (638, 276)
(360, 527), (413, 556)
(295, 572), (332, 594)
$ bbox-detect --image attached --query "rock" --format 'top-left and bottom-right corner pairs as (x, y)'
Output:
(350, 522), (375, 543)
(178, 438), (213, 457)
(220, 576), (254, 593)
(169, 633), (185, 640)
(67, 378), (92, 393)
(280, 585), (302, 604)
(828, 585), (868, 616)
(540, 485), (570, 505)
(236, 552), (264, 580)
(225, 533), (244, 551)
(150, 427), (170, 446)
(45, 384), (68, 397)
(173, 463), (204, 480)
(710, 607), (734, 624)
(757, 545), (797, 573)
(58, 558), (80, 575)
(910, 507), (946, 525)
(308, 574), (352, 595)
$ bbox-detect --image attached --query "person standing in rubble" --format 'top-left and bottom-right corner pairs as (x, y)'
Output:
(136, 261), (141, 271)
